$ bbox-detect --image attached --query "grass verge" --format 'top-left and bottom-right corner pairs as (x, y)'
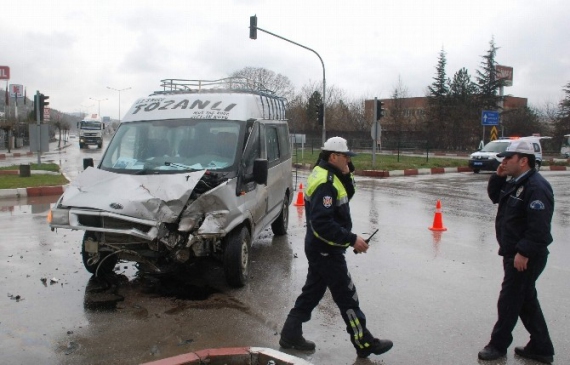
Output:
(292, 151), (469, 171)
(0, 163), (68, 189)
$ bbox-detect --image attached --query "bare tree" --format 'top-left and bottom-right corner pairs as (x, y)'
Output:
(389, 76), (410, 145)
(229, 67), (295, 101)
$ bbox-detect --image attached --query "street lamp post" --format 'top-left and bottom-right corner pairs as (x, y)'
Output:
(80, 104), (94, 119)
(106, 86), (131, 123)
(89, 97), (108, 117)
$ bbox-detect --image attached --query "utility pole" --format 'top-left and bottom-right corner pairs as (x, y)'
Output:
(249, 15), (327, 145)
(107, 86), (131, 123)
(89, 97), (107, 117)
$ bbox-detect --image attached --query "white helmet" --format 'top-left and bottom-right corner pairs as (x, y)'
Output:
(321, 136), (357, 156)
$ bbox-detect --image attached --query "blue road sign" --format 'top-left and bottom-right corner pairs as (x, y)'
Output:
(481, 110), (500, 126)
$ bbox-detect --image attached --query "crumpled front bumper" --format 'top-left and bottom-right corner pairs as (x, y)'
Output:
(49, 207), (160, 242)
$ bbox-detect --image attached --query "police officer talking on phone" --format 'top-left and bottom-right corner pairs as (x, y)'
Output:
(478, 139), (555, 364)
(279, 136), (393, 359)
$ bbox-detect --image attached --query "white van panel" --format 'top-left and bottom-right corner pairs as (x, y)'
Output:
(122, 93), (283, 123)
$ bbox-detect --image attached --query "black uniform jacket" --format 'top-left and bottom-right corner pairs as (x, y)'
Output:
(487, 169), (554, 258)
(304, 161), (357, 255)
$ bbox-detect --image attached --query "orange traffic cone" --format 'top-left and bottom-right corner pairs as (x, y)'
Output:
(429, 200), (447, 231)
(293, 183), (305, 206)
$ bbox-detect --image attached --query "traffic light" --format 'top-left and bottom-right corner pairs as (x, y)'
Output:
(317, 103), (324, 125)
(376, 100), (385, 120)
(39, 93), (49, 121)
(249, 15), (257, 40)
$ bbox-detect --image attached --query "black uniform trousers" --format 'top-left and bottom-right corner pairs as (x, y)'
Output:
(490, 254), (554, 355)
(287, 249), (374, 349)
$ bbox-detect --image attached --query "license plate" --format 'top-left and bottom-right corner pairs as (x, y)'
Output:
(473, 162), (483, 166)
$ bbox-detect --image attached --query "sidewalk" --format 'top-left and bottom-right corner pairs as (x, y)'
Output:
(141, 347), (313, 365)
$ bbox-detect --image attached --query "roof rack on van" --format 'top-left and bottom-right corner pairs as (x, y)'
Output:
(156, 77), (280, 97)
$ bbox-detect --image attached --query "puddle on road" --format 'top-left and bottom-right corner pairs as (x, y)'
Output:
(0, 195), (59, 216)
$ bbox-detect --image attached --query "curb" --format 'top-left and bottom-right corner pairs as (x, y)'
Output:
(0, 185), (66, 200)
(1, 165), (569, 201)
(360, 166), (474, 177)
(0, 141), (72, 159)
(0, 151), (35, 159)
(140, 346), (313, 365)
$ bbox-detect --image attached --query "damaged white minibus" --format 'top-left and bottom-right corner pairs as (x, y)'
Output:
(48, 78), (293, 287)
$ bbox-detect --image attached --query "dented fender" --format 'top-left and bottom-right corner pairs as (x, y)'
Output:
(179, 178), (253, 238)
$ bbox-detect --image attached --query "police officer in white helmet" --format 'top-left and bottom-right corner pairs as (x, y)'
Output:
(279, 136), (393, 359)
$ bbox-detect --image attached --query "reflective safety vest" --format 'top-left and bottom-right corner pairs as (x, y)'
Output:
(305, 166), (349, 207)
(305, 166), (352, 248)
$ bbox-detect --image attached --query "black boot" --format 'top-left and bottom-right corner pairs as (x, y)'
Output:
(356, 338), (393, 358)
(279, 316), (316, 351)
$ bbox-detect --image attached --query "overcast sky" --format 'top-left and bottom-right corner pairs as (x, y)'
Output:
(2, 0), (569, 119)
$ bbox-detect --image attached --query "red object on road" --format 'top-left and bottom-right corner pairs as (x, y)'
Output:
(429, 199), (447, 231)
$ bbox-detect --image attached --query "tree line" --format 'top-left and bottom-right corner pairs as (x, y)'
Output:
(232, 38), (570, 152)
(3, 40), (569, 153)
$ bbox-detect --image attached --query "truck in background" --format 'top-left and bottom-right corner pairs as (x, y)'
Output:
(78, 114), (105, 149)
(561, 134), (570, 158)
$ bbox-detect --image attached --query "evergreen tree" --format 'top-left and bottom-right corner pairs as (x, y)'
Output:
(552, 81), (570, 144)
(428, 48), (449, 98)
(559, 81), (570, 119)
(476, 37), (503, 110)
(448, 68), (479, 149)
(426, 48), (450, 148)
(307, 91), (323, 132)
(501, 106), (544, 137)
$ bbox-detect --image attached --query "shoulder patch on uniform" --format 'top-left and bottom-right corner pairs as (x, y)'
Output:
(529, 200), (545, 210)
(322, 196), (333, 208)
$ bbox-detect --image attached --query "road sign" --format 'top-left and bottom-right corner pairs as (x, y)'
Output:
(481, 110), (499, 126)
(44, 107), (51, 121)
(371, 121), (381, 140)
(490, 126), (498, 140)
(0, 66), (9, 80)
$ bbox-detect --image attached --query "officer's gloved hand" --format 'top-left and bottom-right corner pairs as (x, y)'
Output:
(348, 161), (355, 173)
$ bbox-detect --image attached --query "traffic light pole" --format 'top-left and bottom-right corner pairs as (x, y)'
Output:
(372, 97), (378, 167)
(250, 19), (327, 146)
(35, 90), (41, 164)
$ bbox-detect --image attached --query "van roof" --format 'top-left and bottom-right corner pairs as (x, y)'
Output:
(122, 78), (288, 123)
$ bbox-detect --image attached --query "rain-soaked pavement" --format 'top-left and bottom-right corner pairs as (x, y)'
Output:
(1, 144), (569, 364)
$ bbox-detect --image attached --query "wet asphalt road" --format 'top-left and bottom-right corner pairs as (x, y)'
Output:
(1, 143), (569, 365)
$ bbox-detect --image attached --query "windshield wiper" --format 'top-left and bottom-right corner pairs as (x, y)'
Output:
(165, 161), (202, 171)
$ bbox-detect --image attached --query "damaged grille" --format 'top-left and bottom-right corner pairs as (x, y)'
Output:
(77, 215), (152, 233)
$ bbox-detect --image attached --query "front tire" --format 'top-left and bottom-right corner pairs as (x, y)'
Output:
(473, 169), (480, 174)
(223, 226), (251, 287)
(536, 161), (541, 171)
(81, 232), (118, 275)
(271, 194), (289, 236)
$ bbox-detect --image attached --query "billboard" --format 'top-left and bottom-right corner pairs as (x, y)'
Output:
(9, 84), (24, 98)
(0, 66), (9, 80)
(496, 65), (513, 87)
